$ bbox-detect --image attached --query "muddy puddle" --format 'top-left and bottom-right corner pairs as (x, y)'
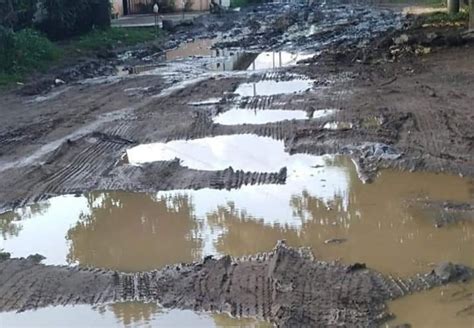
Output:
(162, 39), (315, 72)
(210, 50), (314, 71)
(0, 303), (268, 327)
(1, 156), (473, 326)
(234, 78), (313, 97)
(126, 134), (325, 171)
(213, 108), (335, 125)
(324, 121), (353, 130)
(165, 38), (215, 60)
(213, 109), (307, 125)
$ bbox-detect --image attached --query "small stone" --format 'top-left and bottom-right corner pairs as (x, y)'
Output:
(393, 34), (409, 45)
(54, 78), (65, 85)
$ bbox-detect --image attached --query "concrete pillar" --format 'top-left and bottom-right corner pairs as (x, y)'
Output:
(448, 0), (460, 14)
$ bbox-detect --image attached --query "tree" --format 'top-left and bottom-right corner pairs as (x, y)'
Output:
(470, 0), (474, 31)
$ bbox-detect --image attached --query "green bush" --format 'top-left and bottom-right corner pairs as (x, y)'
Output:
(0, 26), (60, 75)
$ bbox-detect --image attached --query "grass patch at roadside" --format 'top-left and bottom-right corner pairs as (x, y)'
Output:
(420, 10), (469, 24)
(0, 27), (163, 88)
(0, 28), (62, 87)
(230, 0), (264, 8)
(65, 27), (161, 53)
(381, 0), (446, 7)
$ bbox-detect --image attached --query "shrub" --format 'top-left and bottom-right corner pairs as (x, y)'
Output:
(0, 26), (60, 75)
(0, 26), (16, 71)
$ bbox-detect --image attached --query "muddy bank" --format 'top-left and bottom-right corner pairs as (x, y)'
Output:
(1, 242), (472, 327)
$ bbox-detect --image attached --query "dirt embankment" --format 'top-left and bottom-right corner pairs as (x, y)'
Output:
(0, 242), (472, 327)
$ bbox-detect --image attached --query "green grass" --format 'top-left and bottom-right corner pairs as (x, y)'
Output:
(0, 28), (62, 87)
(230, 0), (249, 7)
(66, 27), (161, 53)
(0, 27), (163, 88)
(382, 0), (446, 7)
(0, 73), (23, 87)
(421, 10), (469, 23)
(230, 0), (264, 8)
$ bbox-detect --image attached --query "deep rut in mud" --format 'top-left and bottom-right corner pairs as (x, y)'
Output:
(0, 242), (473, 327)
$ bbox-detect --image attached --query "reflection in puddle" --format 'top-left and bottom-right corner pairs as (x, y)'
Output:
(234, 79), (313, 97)
(166, 39), (215, 60)
(210, 51), (314, 71)
(212, 108), (335, 125)
(210, 50), (259, 71)
(324, 121), (353, 130)
(126, 134), (326, 172)
(246, 51), (314, 70)
(213, 108), (310, 125)
(0, 303), (268, 328)
(1, 160), (473, 326)
(1, 159), (472, 275)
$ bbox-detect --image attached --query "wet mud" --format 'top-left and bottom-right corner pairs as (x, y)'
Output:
(0, 242), (472, 327)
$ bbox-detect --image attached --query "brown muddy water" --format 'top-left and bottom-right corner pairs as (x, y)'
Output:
(1, 136), (473, 328)
(165, 39), (216, 60)
(1, 153), (473, 326)
(0, 303), (269, 327)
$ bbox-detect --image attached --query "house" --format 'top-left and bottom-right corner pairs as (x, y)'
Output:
(111, 0), (218, 17)
(112, 0), (153, 16)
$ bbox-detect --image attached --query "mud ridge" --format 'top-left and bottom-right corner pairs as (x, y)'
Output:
(0, 132), (287, 212)
(0, 242), (472, 327)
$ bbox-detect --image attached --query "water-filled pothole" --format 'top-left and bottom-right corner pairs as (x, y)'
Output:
(212, 108), (335, 125)
(165, 39), (216, 60)
(0, 303), (268, 327)
(324, 121), (353, 130)
(125, 134), (322, 172)
(234, 79), (313, 97)
(213, 109), (309, 125)
(1, 159), (472, 326)
(211, 51), (315, 71)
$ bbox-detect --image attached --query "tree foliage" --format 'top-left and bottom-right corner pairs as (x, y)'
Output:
(0, 0), (111, 39)
(0, 0), (38, 29)
(37, 0), (111, 39)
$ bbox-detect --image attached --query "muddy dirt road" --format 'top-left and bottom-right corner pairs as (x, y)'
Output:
(0, 0), (473, 327)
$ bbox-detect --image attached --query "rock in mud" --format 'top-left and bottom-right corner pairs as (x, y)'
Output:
(0, 242), (472, 326)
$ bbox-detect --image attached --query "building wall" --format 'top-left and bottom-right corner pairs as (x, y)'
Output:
(175, 0), (212, 11)
(111, 0), (124, 17)
(113, 0), (212, 16)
